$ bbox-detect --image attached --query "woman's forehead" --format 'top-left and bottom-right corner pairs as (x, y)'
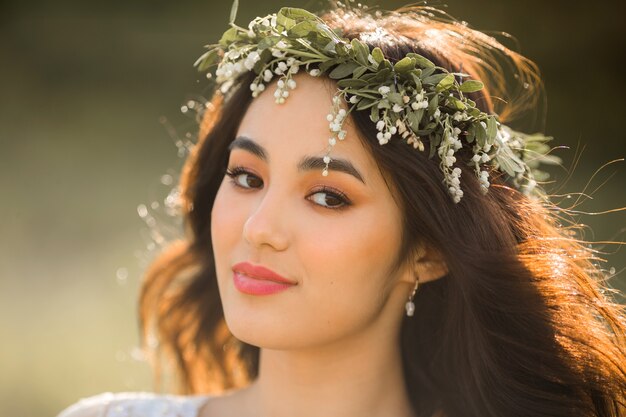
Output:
(235, 73), (377, 175)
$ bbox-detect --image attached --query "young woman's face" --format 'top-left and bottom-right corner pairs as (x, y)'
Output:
(211, 73), (414, 350)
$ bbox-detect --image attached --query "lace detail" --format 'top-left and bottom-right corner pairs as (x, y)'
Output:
(57, 391), (212, 417)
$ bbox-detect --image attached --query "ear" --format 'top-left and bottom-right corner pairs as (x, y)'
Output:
(398, 245), (448, 285)
(414, 252), (448, 283)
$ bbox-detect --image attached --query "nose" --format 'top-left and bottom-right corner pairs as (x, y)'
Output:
(242, 186), (289, 251)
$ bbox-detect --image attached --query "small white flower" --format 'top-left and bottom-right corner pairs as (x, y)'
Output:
(481, 153), (490, 163)
(329, 137), (337, 146)
(309, 69), (321, 77)
(338, 108), (346, 117)
(392, 104), (404, 113)
(287, 79), (297, 89)
(384, 132), (391, 140)
(326, 114), (334, 122)
(403, 95), (410, 104)
(472, 154), (481, 163)
(378, 86), (391, 95)
(263, 69), (273, 82)
(376, 132), (384, 141)
(277, 79), (285, 88)
(323, 155), (331, 164)
(376, 120), (385, 131)
(276, 40), (288, 49)
(338, 130), (347, 140)
(282, 90), (289, 98)
(349, 95), (359, 104)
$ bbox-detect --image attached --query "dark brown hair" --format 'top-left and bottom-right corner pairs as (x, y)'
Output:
(138, 3), (626, 416)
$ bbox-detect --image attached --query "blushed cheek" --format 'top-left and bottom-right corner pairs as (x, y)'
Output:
(211, 185), (241, 270)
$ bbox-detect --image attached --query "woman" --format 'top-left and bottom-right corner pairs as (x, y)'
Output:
(58, 1), (626, 416)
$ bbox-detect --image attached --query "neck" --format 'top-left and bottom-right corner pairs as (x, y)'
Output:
(242, 296), (416, 417)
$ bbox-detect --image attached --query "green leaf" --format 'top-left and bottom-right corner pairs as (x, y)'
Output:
(475, 122), (487, 147)
(337, 78), (368, 88)
(276, 10), (297, 30)
(258, 36), (278, 50)
(486, 117), (497, 140)
(357, 98), (377, 110)
(351, 39), (370, 66)
(373, 68), (392, 83)
(371, 47), (384, 64)
(421, 73), (447, 85)
(376, 100), (391, 109)
(279, 7), (321, 22)
(428, 94), (439, 115)
(329, 62), (361, 79)
(218, 27), (239, 47)
(352, 66), (368, 79)
(394, 57), (415, 73)
(370, 106), (380, 122)
(253, 48), (272, 74)
(466, 124), (476, 143)
(407, 53), (435, 68)
(406, 110), (423, 130)
(459, 80), (484, 93)
(318, 60), (335, 74)
(288, 21), (318, 38)
(194, 48), (221, 71)
(229, 0), (239, 24)
(387, 92), (404, 105)
(435, 74), (455, 92)
(447, 96), (466, 110)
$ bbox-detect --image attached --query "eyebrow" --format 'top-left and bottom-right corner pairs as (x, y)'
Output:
(228, 135), (366, 184)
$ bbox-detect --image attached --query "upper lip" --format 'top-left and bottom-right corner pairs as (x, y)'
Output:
(232, 262), (297, 285)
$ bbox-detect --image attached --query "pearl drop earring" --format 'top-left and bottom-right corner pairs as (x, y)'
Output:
(405, 276), (420, 317)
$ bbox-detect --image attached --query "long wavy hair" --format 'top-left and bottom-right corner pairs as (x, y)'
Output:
(138, 3), (626, 416)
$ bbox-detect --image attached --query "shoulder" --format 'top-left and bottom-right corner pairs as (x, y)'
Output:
(56, 391), (214, 417)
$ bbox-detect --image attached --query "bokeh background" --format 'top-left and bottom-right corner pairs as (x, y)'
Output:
(1, 0), (625, 416)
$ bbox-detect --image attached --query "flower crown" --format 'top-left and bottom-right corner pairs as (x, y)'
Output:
(193, 3), (561, 203)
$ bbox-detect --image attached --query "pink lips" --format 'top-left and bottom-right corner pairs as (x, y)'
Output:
(232, 261), (297, 295)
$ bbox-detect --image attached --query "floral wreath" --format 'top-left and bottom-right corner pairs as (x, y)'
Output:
(193, 2), (562, 203)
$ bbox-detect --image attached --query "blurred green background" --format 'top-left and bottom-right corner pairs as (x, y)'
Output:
(1, 1), (624, 416)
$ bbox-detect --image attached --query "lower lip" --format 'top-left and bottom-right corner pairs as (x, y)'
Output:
(233, 271), (295, 295)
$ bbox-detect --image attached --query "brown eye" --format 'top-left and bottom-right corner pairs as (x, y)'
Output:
(307, 186), (351, 210)
(225, 167), (263, 189)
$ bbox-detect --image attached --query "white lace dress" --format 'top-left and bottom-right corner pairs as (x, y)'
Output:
(56, 391), (214, 417)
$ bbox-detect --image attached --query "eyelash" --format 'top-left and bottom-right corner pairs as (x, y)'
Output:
(224, 165), (352, 210)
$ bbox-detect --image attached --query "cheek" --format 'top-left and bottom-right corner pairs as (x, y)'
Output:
(297, 208), (401, 320)
(211, 183), (245, 268)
